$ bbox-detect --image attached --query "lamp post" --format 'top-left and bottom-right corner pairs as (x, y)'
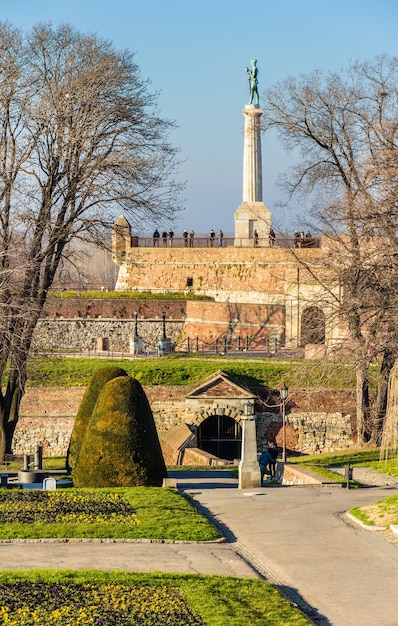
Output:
(130, 311), (143, 355)
(244, 400), (255, 417)
(280, 385), (289, 462)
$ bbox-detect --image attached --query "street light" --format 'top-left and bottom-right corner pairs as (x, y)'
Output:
(280, 385), (289, 462)
(244, 400), (255, 417)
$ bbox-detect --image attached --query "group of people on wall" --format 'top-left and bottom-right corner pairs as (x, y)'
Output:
(150, 226), (285, 248)
(253, 228), (276, 247)
(152, 228), (225, 247)
(152, 228), (181, 247)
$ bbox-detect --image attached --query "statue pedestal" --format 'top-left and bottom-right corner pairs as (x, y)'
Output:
(158, 337), (172, 355)
(129, 335), (143, 355)
(235, 201), (271, 247)
(238, 415), (261, 489)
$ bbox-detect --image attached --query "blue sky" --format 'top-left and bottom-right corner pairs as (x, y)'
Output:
(2, 0), (398, 234)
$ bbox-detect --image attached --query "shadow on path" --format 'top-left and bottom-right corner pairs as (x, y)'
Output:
(167, 469), (238, 491)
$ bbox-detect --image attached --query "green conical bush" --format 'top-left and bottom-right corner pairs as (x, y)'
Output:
(66, 366), (127, 471)
(73, 375), (167, 487)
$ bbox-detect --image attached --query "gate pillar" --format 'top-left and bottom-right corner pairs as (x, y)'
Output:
(238, 408), (261, 489)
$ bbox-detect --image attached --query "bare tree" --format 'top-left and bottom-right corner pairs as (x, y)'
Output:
(0, 22), (183, 458)
(264, 55), (398, 444)
(52, 240), (118, 290)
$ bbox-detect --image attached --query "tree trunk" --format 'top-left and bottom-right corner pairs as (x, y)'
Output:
(356, 362), (371, 444)
(371, 349), (396, 445)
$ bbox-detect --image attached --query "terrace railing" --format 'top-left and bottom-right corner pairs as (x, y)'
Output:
(131, 235), (320, 249)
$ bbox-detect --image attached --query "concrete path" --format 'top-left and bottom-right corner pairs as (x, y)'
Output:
(0, 539), (258, 578)
(1, 469), (398, 626)
(182, 479), (398, 626)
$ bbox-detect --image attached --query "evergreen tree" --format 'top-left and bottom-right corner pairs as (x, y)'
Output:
(73, 375), (167, 487)
(67, 366), (127, 471)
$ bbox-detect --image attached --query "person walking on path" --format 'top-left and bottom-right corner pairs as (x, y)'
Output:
(258, 449), (273, 485)
(209, 229), (215, 247)
(168, 228), (174, 247)
(152, 229), (160, 246)
(253, 229), (259, 247)
(183, 230), (188, 247)
(162, 230), (167, 246)
(267, 443), (278, 478)
(189, 229), (195, 247)
(217, 229), (223, 247)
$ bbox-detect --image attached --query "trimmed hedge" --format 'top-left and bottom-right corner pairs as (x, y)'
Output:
(66, 366), (127, 471)
(73, 375), (167, 487)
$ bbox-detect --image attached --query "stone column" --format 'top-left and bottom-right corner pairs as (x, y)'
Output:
(242, 104), (263, 202)
(235, 104), (272, 247)
(238, 412), (261, 489)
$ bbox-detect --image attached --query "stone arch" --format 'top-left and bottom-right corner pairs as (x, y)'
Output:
(300, 306), (326, 346)
(192, 405), (243, 428)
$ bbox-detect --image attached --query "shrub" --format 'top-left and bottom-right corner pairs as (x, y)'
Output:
(73, 376), (167, 487)
(66, 366), (127, 471)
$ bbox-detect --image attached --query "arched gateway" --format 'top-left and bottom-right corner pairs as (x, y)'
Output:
(181, 370), (256, 464)
(197, 413), (241, 461)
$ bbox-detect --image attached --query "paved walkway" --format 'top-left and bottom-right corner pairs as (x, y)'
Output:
(1, 469), (398, 626)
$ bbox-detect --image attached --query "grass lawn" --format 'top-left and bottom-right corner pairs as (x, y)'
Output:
(0, 487), (221, 541)
(0, 468), (311, 625)
(0, 570), (311, 626)
(26, 354), (381, 388)
(349, 494), (398, 528)
(49, 289), (213, 301)
(289, 448), (398, 526)
(289, 447), (398, 482)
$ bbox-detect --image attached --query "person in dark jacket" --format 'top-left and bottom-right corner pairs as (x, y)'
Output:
(258, 449), (273, 485)
(268, 443), (279, 478)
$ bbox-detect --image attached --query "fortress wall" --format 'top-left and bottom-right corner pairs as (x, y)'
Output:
(115, 247), (324, 304)
(14, 386), (353, 458)
(42, 299), (186, 320)
(113, 246), (341, 347)
(36, 244), (346, 350)
(33, 302), (285, 351)
(32, 318), (185, 352)
(183, 300), (285, 344)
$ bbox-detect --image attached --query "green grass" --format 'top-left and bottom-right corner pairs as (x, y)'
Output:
(289, 447), (398, 487)
(364, 459), (398, 476)
(49, 289), (213, 301)
(0, 570), (311, 626)
(294, 464), (354, 486)
(26, 354), (381, 388)
(349, 494), (398, 528)
(289, 448), (382, 467)
(0, 487), (221, 541)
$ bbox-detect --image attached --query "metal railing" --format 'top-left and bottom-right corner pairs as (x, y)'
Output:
(130, 236), (321, 249)
(33, 337), (305, 360)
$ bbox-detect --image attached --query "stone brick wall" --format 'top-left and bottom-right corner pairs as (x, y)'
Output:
(115, 247), (322, 304)
(33, 299), (287, 352)
(31, 319), (185, 353)
(113, 246), (347, 348)
(42, 299), (186, 320)
(14, 386), (353, 459)
(183, 301), (284, 345)
(255, 411), (352, 455)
